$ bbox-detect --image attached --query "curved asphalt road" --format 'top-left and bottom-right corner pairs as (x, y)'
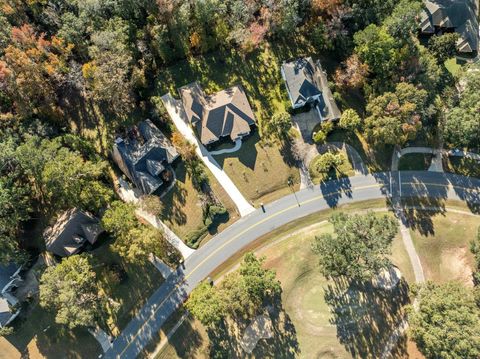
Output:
(104, 171), (480, 358)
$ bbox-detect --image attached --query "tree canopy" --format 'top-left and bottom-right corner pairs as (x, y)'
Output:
(409, 281), (480, 359)
(40, 254), (102, 329)
(312, 212), (398, 280)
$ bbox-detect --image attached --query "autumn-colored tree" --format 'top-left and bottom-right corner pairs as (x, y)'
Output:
(1, 24), (72, 120)
(335, 54), (369, 90)
(172, 131), (197, 162)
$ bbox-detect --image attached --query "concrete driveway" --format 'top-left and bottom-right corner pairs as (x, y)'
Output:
(292, 108), (321, 144)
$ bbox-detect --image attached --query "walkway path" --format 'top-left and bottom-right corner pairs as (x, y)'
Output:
(161, 94), (255, 217)
(117, 178), (195, 259)
(208, 138), (242, 155)
(148, 254), (174, 279)
(104, 171), (480, 359)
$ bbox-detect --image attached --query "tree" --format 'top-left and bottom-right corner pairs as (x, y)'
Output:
(428, 33), (460, 63)
(311, 151), (345, 174)
(15, 136), (113, 213)
(102, 201), (178, 265)
(1, 24), (73, 120)
(443, 66), (480, 149)
(40, 254), (102, 329)
(263, 112), (292, 140)
(312, 212), (398, 280)
(313, 130), (327, 144)
(171, 131), (197, 162)
(384, 0), (423, 43)
(339, 109), (361, 131)
(409, 281), (480, 359)
(364, 82), (427, 145)
(185, 280), (226, 327)
(334, 54), (369, 90)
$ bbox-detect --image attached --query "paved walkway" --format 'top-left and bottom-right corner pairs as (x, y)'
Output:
(117, 178), (195, 259)
(104, 172), (480, 359)
(88, 326), (112, 353)
(148, 254), (174, 279)
(161, 94), (255, 217)
(208, 138), (242, 155)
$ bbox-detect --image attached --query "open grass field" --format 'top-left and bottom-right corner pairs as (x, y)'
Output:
(398, 153), (433, 171)
(152, 202), (415, 359)
(212, 132), (300, 204)
(409, 210), (479, 286)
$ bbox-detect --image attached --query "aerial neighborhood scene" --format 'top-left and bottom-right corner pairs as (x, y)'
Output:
(2, 0), (480, 358)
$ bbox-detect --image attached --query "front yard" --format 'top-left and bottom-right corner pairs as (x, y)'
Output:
(212, 133), (300, 204)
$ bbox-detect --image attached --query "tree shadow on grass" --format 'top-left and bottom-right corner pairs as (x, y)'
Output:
(324, 276), (410, 358)
(401, 197), (446, 237)
(160, 184), (188, 227)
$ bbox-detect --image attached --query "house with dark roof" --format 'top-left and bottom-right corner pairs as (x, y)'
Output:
(179, 83), (256, 146)
(419, 0), (478, 53)
(44, 208), (104, 257)
(112, 119), (179, 195)
(0, 263), (22, 328)
(281, 57), (341, 121)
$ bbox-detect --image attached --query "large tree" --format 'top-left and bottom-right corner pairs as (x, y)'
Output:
(364, 82), (428, 145)
(409, 281), (480, 359)
(40, 254), (102, 329)
(443, 66), (480, 149)
(185, 281), (226, 327)
(312, 212), (398, 280)
(102, 201), (178, 265)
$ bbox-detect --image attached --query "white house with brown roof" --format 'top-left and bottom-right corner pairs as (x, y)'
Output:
(179, 82), (256, 146)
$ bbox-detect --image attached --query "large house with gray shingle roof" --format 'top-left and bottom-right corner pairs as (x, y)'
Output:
(419, 0), (478, 53)
(281, 57), (341, 122)
(179, 82), (256, 146)
(113, 119), (179, 195)
(0, 263), (22, 328)
(44, 208), (104, 257)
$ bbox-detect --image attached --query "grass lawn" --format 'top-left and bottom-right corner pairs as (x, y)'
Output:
(308, 149), (355, 184)
(443, 155), (480, 178)
(212, 132), (300, 204)
(92, 240), (165, 334)
(327, 129), (393, 172)
(160, 162), (238, 247)
(409, 211), (479, 286)
(398, 153), (433, 171)
(5, 301), (101, 359)
(153, 203), (415, 359)
(445, 57), (462, 76)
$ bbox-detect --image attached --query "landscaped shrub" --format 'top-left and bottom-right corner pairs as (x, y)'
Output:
(313, 130), (327, 144)
(310, 151), (346, 175)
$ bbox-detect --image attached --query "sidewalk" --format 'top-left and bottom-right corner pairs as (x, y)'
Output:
(161, 94), (255, 217)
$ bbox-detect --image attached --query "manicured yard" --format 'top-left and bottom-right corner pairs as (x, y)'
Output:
(212, 132), (300, 204)
(410, 210), (479, 286)
(398, 153), (433, 171)
(153, 204), (414, 358)
(308, 148), (355, 184)
(160, 162), (238, 247)
(445, 57), (462, 76)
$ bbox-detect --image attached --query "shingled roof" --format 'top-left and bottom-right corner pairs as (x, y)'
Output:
(113, 119), (179, 195)
(44, 208), (104, 257)
(179, 83), (256, 145)
(419, 0), (478, 53)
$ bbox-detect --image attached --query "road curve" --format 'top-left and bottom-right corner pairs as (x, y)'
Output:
(104, 171), (480, 359)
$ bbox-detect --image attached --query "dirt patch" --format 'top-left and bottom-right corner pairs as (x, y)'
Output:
(440, 247), (473, 287)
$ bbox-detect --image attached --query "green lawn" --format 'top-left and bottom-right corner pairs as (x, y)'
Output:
(160, 162), (238, 248)
(308, 149), (355, 184)
(445, 57), (462, 76)
(212, 132), (300, 204)
(398, 153), (433, 171)
(153, 204), (414, 359)
(409, 211), (479, 286)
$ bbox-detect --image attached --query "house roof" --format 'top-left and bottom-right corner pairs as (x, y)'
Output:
(0, 264), (20, 294)
(282, 57), (341, 121)
(420, 0), (478, 52)
(112, 119), (179, 195)
(44, 208), (103, 257)
(281, 57), (322, 107)
(179, 83), (256, 145)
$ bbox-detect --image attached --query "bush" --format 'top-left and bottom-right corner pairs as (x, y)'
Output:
(321, 120), (334, 134)
(311, 151), (345, 174)
(313, 130), (327, 144)
(339, 109), (361, 131)
(185, 226), (209, 248)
